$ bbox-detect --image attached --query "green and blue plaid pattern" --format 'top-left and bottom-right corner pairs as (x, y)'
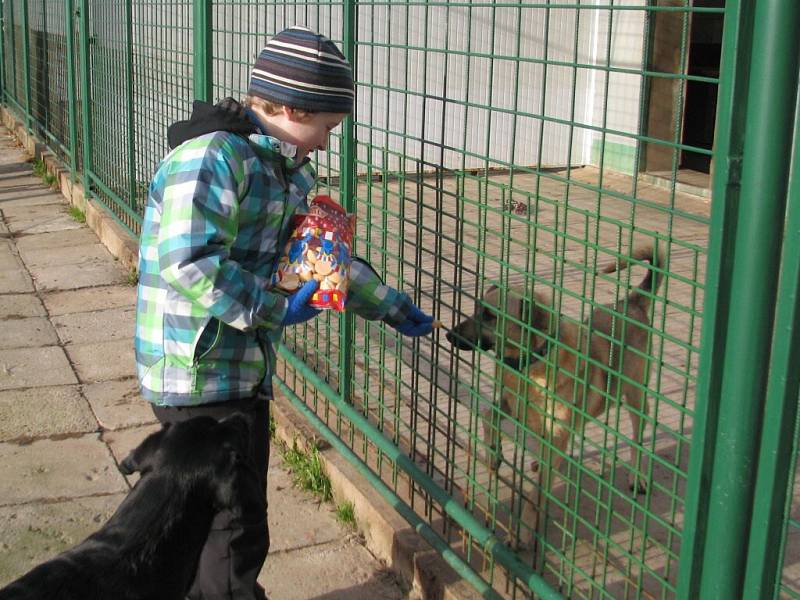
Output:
(135, 130), (411, 406)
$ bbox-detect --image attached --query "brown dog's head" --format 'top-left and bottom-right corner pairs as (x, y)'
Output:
(447, 284), (552, 361)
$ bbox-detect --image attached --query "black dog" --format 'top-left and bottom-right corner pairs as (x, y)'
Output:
(0, 415), (259, 600)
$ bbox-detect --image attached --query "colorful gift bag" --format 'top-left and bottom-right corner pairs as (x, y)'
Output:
(272, 195), (355, 312)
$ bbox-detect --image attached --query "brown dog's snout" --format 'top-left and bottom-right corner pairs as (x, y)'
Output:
(446, 327), (474, 350)
(446, 318), (496, 351)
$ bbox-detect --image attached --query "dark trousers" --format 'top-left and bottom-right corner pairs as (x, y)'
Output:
(151, 394), (270, 600)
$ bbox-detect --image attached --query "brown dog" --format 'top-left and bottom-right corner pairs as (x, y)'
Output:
(447, 244), (664, 547)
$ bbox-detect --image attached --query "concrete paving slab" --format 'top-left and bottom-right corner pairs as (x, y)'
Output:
(0, 190), (61, 208)
(0, 316), (59, 350)
(29, 259), (128, 291)
(17, 242), (112, 268)
(0, 293), (46, 319)
(8, 214), (84, 236)
(259, 537), (404, 600)
(0, 266), (34, 293)
(0, 160), (32, 177)
(0, 494), (126, 587)
(13, 227), (98, 252)
(267, 450), (344, 553)
(42, 284), (136, 316)
(66, 338), (135, 383)
(0, 346), (77, 390)
(0, 385), (97, 442)
(3, 202), (66, 223)
(0, 239), (22, 269)
(0, 182), (52, 203)
(0, 434), (128, 505)
(52, 306), (135, 345)
(82, 379), (156, 431)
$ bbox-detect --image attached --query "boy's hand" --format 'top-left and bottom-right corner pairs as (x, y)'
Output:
(391, 303), (434, 337)
(282, 281), (322, 326)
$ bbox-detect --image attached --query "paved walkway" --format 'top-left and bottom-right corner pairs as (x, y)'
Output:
(0, 127), (405, 599)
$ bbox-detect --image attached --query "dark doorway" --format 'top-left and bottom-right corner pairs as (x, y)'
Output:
(680, 0), (724, 173)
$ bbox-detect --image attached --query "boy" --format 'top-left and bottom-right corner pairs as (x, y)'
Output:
(134, 26), (433, 600)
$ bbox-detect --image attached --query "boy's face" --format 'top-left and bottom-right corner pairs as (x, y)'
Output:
(282, 108), (347, 161)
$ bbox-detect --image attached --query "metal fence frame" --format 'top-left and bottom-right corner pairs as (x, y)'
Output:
(1, 1), (799, 598)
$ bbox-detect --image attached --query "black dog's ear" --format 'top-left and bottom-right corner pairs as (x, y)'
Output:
(119, 423), (171, 475)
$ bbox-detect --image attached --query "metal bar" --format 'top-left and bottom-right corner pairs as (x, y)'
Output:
(276, 344), (563, 599)
(20, 0), (29, 129)
(741, 84), (800, 598)
(64, 0), (78, 177)
(274, 377), (502, 600)
(339, 0), (356, 406)
(7, 0), (16, 104)
(0, 0), (5, 102)
(678, 0), (800, 596)
(87, 169), (142, 228)
(124, 0), (136, 213)
(192, 0), (211, 102)
(77, 0), (91, 198)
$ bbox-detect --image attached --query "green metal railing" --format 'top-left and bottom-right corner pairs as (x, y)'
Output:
(2, 1), (798, 598)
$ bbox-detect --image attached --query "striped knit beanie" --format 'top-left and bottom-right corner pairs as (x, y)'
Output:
(248, 27), (354, 114)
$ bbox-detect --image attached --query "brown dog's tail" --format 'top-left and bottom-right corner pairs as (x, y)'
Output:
(601, 243), (666, 306)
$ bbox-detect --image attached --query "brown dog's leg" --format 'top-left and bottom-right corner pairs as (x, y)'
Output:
(623, 386), (648, 495)
(516, 472), (540, 551)
(480, 402), (504, 471)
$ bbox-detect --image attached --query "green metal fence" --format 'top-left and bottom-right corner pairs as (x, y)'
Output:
(2, 0), (798, 597)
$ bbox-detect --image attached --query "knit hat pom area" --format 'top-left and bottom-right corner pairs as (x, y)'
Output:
(248, 26), (354, 115)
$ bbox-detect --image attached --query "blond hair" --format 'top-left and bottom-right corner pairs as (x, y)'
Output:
(243, 95), (315, 121)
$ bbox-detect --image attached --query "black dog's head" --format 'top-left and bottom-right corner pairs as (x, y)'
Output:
(120, 415), (253, 510)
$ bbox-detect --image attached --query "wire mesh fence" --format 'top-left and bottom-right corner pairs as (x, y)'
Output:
(1, 1), (798, 598)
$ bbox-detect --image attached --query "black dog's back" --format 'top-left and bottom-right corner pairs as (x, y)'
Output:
(0, 415), (254, 600)
(0, 544), (125, 600)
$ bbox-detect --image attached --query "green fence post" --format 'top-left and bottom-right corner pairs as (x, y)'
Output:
(0, 1), (5, 103)
(64, 0), (78, 178)
(5, 0), (14, 104)
(193, 0), (211, 102)
(77, 0), (91, 196)
(20, 0), (29, 129)
(741, 92), (800, 598)
(339, 0), (356, 405)
(124, 0), (136, 213)
(677, 0), (800, 597)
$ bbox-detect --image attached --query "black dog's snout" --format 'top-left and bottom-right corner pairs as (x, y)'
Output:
(119, 457), (136, 476)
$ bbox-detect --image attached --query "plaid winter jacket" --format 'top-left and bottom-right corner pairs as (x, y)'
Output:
(135, 129), (414, 406)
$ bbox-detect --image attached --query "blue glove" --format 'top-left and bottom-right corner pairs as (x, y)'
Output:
(392, 303), (435, 337)
(281, 281), (322, 326)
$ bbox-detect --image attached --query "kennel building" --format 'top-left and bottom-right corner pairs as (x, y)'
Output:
(1, 0), (797, 597)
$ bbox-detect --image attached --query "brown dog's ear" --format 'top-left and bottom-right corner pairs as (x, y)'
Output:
(530, 304), (552, 335)
(119, 423), (171, 475)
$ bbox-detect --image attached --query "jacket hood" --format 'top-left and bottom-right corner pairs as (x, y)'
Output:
(167, 98), (257, 150)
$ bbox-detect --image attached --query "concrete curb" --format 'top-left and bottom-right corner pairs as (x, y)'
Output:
(1, 106), (479, 600)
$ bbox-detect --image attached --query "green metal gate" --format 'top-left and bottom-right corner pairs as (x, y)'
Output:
(1, 0), (798, 597)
